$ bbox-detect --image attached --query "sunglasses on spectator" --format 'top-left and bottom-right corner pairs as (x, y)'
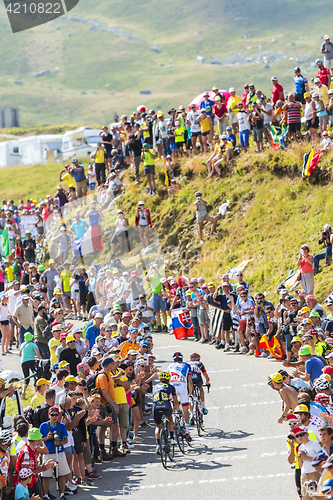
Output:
(49, 413), (59, 417)
(244, 86), (249, 89)
(68, 341), (75, 344)
(202, 287), (208, 290)
(266, 307), (274, 311)
(295, 432), (306, 437)
(240, 294), (247, 297)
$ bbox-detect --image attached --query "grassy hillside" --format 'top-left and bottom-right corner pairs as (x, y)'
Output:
(2, 141), (333, 303)
(0, 0), (331, 125)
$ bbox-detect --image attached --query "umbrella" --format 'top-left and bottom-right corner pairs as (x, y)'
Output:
(188, 90), (231, 110)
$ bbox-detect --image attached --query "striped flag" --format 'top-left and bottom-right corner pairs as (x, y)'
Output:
(72, 225), (104, 259)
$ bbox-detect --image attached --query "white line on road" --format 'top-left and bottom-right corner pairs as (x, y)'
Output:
(208, 368), (240, 373)
(209, 386), (233, 391)
(133, 472), (294, 490)
(224, 401), (280, 408)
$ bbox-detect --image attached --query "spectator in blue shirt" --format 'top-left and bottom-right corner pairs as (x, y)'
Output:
(226, 126), (236, 148)
(70, 158), (87, 198)
(70, 213), (88, 239)
(40, 406), (70, 500)
(85, 313), (104, 349)
(293, 67), (309, 105)
(294, 346), (325, 385)
(200, 92), (215, 117)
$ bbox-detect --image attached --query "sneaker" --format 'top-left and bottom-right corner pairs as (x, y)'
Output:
(202, 408), (208, 415)
(93, 457), (102, 464)
(185, 433), (192, 442)
(156, 445), (161, 455)
(240, 346), (248, 353)
(209, 338), (216, 345)
(126, 440), (135, 449)
(216, 342), (223, 350)
(198, 338), (204, 344)
(224, 344), (231, 352)
(81, 479), (91, 486)
(260, 352), (269, 358)
(254, 350), (261, 357)
(170, 438), (176, 445)
(267, 354), (274, 359)
(64, 489), (74, 496)
(210, 232), (217, 236)
(88, 472), (101, 480)
(194, 338), (199, 342)
(66, 483), (78, 492)
(120, 444), (130, 454)
(133, 436), (143, 443)
(246, 350), (254, 356)
(140, 421), (151, 427)
(48, 494), (56, 500)
(43, 496), (51, 500)
(201, 338), (209, 344)
(59, 495), (68, 500)
(74, 478), (81, 486)
(233, 345), (240, 353)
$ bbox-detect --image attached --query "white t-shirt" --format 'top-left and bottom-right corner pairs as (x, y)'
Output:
(158, 120), (168, 139)
(0, 304), (9, 322)
(321, 137), (332, 150)
(237, 112), (250, 131)
(299, 439), (321, 473)
(187, 111), (201, 133)
(54, 275), (62, 290)
(137, 300), (154, 318)
(262, 103), (273, 125)
(7, 289), (20, 315)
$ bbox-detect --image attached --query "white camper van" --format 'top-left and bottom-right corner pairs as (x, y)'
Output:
(61, 127), (102, 160)
(0, 135), (62, 168)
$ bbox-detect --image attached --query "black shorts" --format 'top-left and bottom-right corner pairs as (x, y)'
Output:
(176, 142), (184, 149)
(79, 291), (87, 306)
(294, 93), (305, 105)
(0, 320), (9, 326)
(288, 122), (301, 133)
(153, 402), (172, 425)
(192, 376), (203, 388)
(106, 150), (112, 158)
(306, 117), (319, 130)
(74, 440), (85, 454)
(222, 315), (232, 331)
(191, 131), (201, 138)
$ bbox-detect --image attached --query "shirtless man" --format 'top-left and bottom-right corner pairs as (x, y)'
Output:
(270, 372), (298, 423)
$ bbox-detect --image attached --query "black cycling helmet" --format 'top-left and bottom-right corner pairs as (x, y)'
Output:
(294, 66), (301, 73)
(173, 351), (183, 361)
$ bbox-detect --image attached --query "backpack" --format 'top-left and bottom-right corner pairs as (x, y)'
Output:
(86, 371), (108, 394)
(42, 323), (53, 341)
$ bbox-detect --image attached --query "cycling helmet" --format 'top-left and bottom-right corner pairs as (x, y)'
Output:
(314, 377), (330, 391)
(316, 59), (323, 64)
(294, 67), (301, 73)
(0, 429), (12, 444)
(172, 351), (183, 361)
(314, 393), (330, 407)
(190, 353), (201, 361)
(159, 371), (171, 381)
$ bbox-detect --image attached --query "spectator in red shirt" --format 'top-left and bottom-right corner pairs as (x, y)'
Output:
(271, 77), (285, 106)
(316, 59), (331, 88)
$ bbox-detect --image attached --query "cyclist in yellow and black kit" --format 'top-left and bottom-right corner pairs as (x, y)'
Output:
(153, 371), (179, 454)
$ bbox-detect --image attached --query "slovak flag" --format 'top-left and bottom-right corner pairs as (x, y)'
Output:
(171, 308), (194, 340)
(72, 225), (104, 259)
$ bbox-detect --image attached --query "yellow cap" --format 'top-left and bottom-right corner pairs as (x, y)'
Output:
(66, 335), (75, 344)
(291, 336), (301, 343)
(303, 92), (311, 98)
(36, 378), (51, 387)
(300, 307), (311, 314)
(64, 375), (78, 383)
(48, 259), (55, 264)
(270, 373), (283, 384)
(294, 404), (310, 413)
(59, 361), (70, 368)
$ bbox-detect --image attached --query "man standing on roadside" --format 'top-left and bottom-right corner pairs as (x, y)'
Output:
(321, 35), (333, 77)
(145, 264), (167, 332)
(316, 59), (331, 88)
(100, 126), (113, 174)
(91, 142), (106, 186)
(96, 357), (124, 460)
(41, 260), (58, 301)
(33, 305), (50, 359)
(271, 77), (285, 106)
(70, 158), (87, 199)
(12, 295), (34, 345)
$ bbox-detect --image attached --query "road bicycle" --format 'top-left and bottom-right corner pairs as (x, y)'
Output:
(173, 408), (187, 454)
(159, 413), (175, 469)
(190, 383), (210, 436)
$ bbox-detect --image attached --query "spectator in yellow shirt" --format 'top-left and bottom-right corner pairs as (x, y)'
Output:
(227, 87), (243, 135)
(91, 142), (106, 185)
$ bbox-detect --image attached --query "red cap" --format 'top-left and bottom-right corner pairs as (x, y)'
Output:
(286, 414), (301, 424)
(48, 406), (60, 414)
(131, 271), (138, 276)
(323, 366), (333, 375)
(60, 333), (67, 340)
(308, 329), (318, 336)
(291, 425), (307, 436)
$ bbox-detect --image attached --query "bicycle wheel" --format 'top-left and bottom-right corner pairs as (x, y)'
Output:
(175, 418), (185, 454)
(168, 439), (175, 461)
(160, 428), (168, 469)
(195, 402), (202, 436)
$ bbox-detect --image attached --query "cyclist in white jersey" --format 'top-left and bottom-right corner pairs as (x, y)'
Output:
(168, 352), (193, 441)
